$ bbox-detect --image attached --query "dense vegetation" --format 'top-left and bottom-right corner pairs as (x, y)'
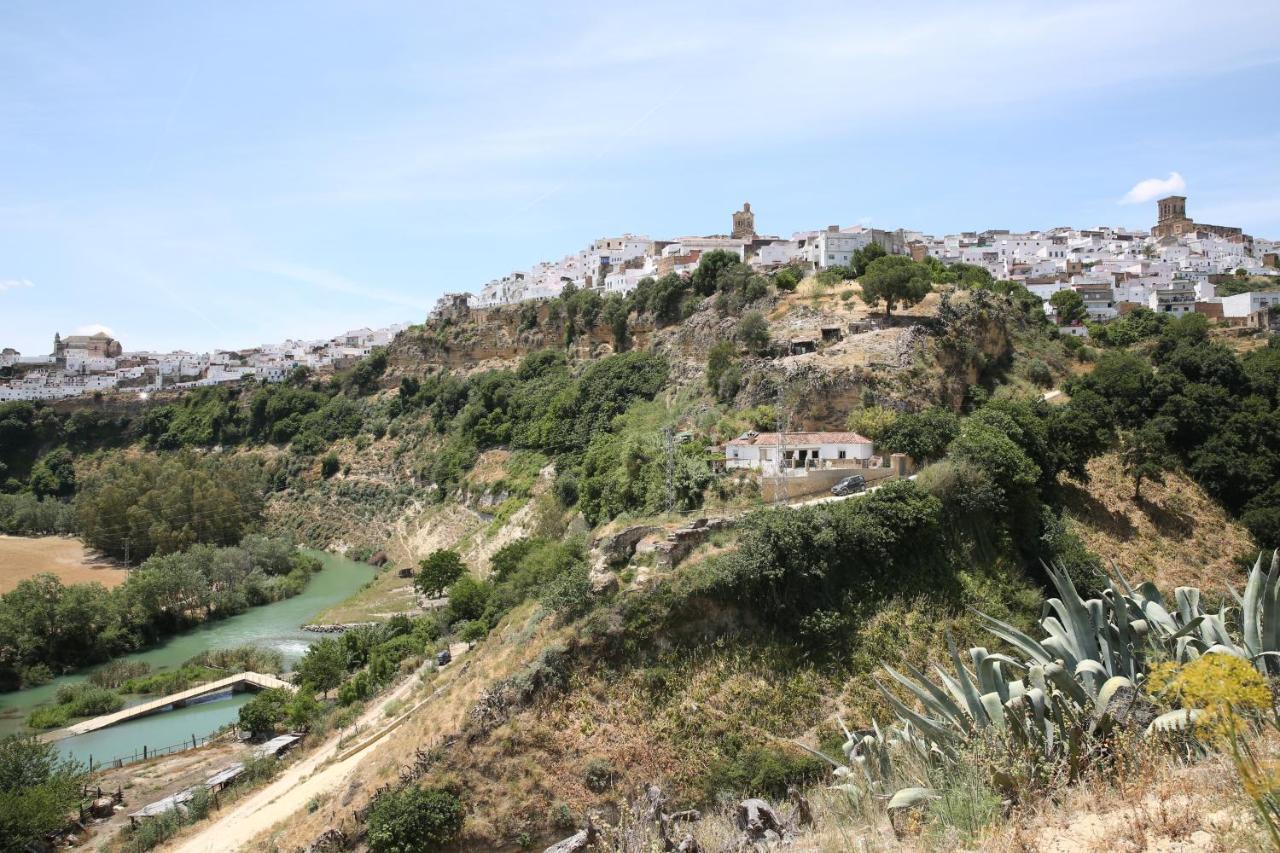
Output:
(1067, 314), (1280, 548)
(0, 535), (319, 690)
(0, 735), (85, 851)
(399, 348), (679, 520)
(76, 453), (269, 562)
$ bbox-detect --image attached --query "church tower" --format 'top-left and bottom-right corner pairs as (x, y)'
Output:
(732, 202), (756, 239)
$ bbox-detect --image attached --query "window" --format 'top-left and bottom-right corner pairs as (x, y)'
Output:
(837, 450), (847, 459)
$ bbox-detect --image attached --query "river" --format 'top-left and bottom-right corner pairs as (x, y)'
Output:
(0, 550), (376, 766)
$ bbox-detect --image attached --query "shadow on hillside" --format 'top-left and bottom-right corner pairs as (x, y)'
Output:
(1138, 499), (1194, 540)
(1059, 481), (1136, 540)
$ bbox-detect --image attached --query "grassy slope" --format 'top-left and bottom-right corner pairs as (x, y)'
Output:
(1062, 452), (1255, 594)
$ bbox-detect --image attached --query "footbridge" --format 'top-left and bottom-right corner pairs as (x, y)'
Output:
(49, 672), (295, 740)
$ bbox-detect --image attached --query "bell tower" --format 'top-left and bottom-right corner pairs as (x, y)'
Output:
(1157, 195), (1186, 224)
(731, 202), (756, 239)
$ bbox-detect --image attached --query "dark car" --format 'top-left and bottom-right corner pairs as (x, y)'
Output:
(831, 474), (866, 497)
(436, 649), (452, 667)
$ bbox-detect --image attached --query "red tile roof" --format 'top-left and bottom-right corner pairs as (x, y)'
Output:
(724, 431), (872, 447)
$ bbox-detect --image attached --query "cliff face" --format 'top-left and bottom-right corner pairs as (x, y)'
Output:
(385, 289), (1019, 426)
(387, 303), (657, 375)
(932, 292), (1016, 408)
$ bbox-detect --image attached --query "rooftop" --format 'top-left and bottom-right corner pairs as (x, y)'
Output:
(725, 430), (873, 447)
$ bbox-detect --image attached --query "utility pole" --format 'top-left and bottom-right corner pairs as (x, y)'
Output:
(663, 426), (675, 514)
(774, 386), (790, 505)
(123, 537), (130, 566)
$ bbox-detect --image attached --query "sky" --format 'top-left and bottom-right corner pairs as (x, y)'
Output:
(2, 1), (1279, 355)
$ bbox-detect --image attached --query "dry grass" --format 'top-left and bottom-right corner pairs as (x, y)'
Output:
(0, 534), (128, 593)
(466, 448), (514, 485)
(259, 602), (564, 851)
(980, 750), (1263, 852)
(1062, 453), (1256, 594)
(309, 567), (425, 624)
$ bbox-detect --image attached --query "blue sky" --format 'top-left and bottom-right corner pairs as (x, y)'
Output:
(2, 1), (1279, 355)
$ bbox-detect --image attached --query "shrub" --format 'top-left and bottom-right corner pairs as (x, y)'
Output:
(25, 705), (71, 730)
(1021, 357), (1053, 388)
(88, 660), (150, 689)
(366, 786), (464, 853)
(583, 758), (615, 793)
(702, 744), (824, 800)
(320, 452), (340, 478)
(736, 312), (771, 356)
(846, 405), (899, 440)
(1146, 653), (1271, 745)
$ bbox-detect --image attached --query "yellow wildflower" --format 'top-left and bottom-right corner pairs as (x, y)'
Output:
(1144, 653), (1272, 745)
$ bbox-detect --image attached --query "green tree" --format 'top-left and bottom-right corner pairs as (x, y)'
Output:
(846, 406), (899, 441)
(706, 341), (740, 402)
(366, 785), (464, 853)
(28, 449), (76, 499)
(1119, 425), (1171, 502)
(293, 637), (346, 697)
(851, 241), (887, 276)
(859, 256), (931, 319)
(736, 311), (771, 356)
(691, 249), (740, 296)
(238, 688), (290, 736)
(773, 266), (801, 292)
(447, 575), (491, 623)
(877, 407), (959, 464)
(1049, 289), (1087, 325)
(0, 735), (84, 850)
(415, 550), (466, 598)
(603, 296), (630, 353)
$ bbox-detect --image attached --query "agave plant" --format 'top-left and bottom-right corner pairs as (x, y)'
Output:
(812, 551), (1280, 804)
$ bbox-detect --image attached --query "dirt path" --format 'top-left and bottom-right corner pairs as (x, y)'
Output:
(168, 642), (470, 853)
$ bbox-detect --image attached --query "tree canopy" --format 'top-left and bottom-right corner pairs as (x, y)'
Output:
(859, 256), (932, 318)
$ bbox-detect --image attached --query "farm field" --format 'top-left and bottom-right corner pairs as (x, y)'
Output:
(0, 534), (129, 593)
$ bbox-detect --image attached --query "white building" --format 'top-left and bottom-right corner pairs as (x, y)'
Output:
(1221, 291), (1280, 318)
(723, 430), (874, 475)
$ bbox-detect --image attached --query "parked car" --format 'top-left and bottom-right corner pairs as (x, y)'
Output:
(436, 649), (452, 667)
(831, 474), (866, 496)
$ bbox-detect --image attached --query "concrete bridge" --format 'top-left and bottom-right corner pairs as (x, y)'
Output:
(48, 672), (295, 740)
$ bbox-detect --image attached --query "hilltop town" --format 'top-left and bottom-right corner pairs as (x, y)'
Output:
(5, 194), (1278, 405)
(438, 195), (1279, 326)
(0, 323), (409, 402)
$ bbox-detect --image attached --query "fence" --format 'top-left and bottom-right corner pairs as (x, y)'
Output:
(86, 730), (230, 773)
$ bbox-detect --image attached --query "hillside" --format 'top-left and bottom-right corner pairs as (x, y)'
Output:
(1063, 452), (1256, 593)
(4, 259), (1280, 853)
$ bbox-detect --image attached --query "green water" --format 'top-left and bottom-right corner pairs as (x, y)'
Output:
(0, 550), (375, 765)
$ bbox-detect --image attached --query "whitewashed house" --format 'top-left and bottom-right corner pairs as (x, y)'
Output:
(723, 431), (874, 475)
(1221, 291), (1280, 318)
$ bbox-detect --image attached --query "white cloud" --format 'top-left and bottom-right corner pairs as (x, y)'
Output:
(0, 278), (33, 292)
(1121, 172), (1187, 205)
(70, 323), (116, 337)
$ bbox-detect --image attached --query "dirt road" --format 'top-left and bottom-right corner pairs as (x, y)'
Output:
(168, 642), (470, 853)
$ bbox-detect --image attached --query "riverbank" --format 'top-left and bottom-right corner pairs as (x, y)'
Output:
(0, 533), (128, 593)
(0, 550), (376, 765)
